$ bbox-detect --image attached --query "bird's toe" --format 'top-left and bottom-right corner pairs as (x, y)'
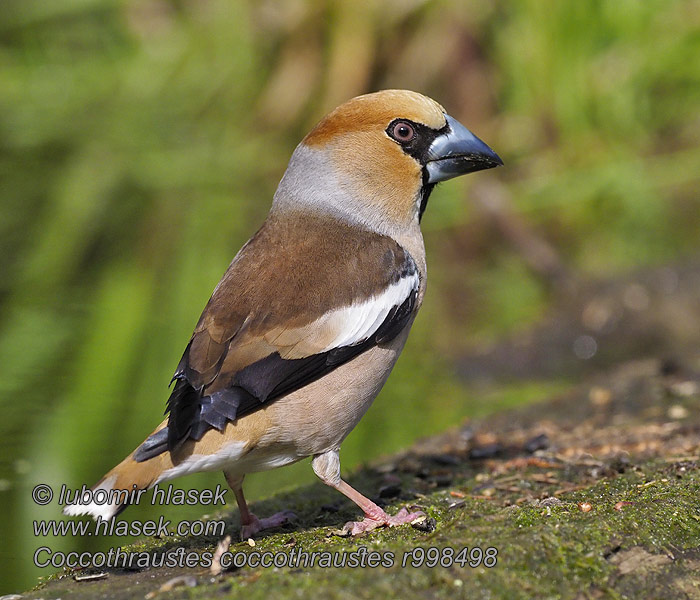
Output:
(341, 506), (425, 536)
(240, 510), (296, 540)
(385, 507), (425, 527)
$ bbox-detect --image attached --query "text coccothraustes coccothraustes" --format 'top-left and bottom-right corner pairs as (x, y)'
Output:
(65, 90), (502, 537)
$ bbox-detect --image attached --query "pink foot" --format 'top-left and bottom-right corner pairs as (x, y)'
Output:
(240, 510), (296, 539)
(341, 507), (425, 536)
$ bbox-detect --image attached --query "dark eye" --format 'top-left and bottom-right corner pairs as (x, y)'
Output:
(390, 121), (415, 143)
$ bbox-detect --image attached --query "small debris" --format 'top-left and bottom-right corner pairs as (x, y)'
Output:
(637, 480), (657, 489)
(659, 358), (680, 376)
(553, 484), (588, 495)
(459, 425), (476, 445)
(431, 454), (460, 466)
(608, 546), (671, 575)
(471, 480), (496, 495)
(413, 467), (431, 479)
(524, 433), (549, 453)
(613, 501), (634, 511)
(537, 497), (564, 508)
(210, 535), (231, 576)
(411, 516), (437, 533)
(603, 544), (622, 559)
(578, 502), (593, 513)
(0, 595), (25, 600)
(328, 527), (351, 537)
(531, 473), (559, 484)
(247, 538), (256, 547)
(669, 381), (699, 397)
(664, 456), (699, 463)
(408, 490), (428, 500)
(448, 500), (466, 510)
(449, 490), (465, 498)
(145, 575), (197, 598)
(608, 455), (631, 474)
(667, 404), (689, 420)
(74, 572), (108, 582)
(589, 386), (612, 407)
(397, 457), (423, 474)
(498, 457), (563, 471)
(469, 443), (502, 459)
(430, 474), (453, 488)
(375, 462), (397, 473)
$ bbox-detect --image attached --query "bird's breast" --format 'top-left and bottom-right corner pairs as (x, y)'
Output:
(256, 318), (416, 458)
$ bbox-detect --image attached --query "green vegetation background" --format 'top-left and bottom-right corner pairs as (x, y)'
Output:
(0, 0), (698, 593)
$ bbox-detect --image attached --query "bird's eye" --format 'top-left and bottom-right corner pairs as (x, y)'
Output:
(390, 121), (415, 143)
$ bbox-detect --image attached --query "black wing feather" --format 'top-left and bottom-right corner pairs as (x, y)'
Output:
(134, 288), (417, 462)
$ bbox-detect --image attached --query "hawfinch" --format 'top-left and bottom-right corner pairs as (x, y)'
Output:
(65, 90), (501, 537)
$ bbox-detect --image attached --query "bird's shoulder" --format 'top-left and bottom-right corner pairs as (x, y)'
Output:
(183, 212), (419, 391)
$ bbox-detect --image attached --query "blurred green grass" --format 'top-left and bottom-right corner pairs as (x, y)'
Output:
(1, 0), (699, 593)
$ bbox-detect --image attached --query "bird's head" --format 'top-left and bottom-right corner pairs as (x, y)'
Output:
(273, 89), (502, 233)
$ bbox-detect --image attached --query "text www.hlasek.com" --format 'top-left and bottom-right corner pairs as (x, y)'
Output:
(33, 515), (225, 538)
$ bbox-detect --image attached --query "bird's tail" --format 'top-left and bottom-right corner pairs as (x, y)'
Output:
(63, 421), (172, 521)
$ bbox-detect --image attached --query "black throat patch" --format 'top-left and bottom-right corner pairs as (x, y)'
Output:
(386, 119), (448, 222)
(418, 181), (436, 221)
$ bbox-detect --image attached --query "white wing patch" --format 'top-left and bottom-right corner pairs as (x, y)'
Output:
(262, 269), (419, 359)
(319, 271), (419, 351)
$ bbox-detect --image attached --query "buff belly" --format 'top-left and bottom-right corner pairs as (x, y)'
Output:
(154, 323), (413, 486)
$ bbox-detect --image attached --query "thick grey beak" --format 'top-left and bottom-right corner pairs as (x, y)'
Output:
(426, 114), (503, 183)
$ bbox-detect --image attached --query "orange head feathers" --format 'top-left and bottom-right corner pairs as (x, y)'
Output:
(273, 89), (502, 231)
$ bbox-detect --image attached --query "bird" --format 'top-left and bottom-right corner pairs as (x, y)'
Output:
(64, 89), (502, 537)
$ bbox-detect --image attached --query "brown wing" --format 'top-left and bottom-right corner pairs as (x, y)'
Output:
(134, 213), (419, 461)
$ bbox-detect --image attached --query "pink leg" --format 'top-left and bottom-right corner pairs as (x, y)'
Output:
(334, 479), (425, 535)
(224, 471), (295, 539)
(312, 451), (424, 536)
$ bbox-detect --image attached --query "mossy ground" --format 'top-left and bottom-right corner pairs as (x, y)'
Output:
(26, 357), (700, 600)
